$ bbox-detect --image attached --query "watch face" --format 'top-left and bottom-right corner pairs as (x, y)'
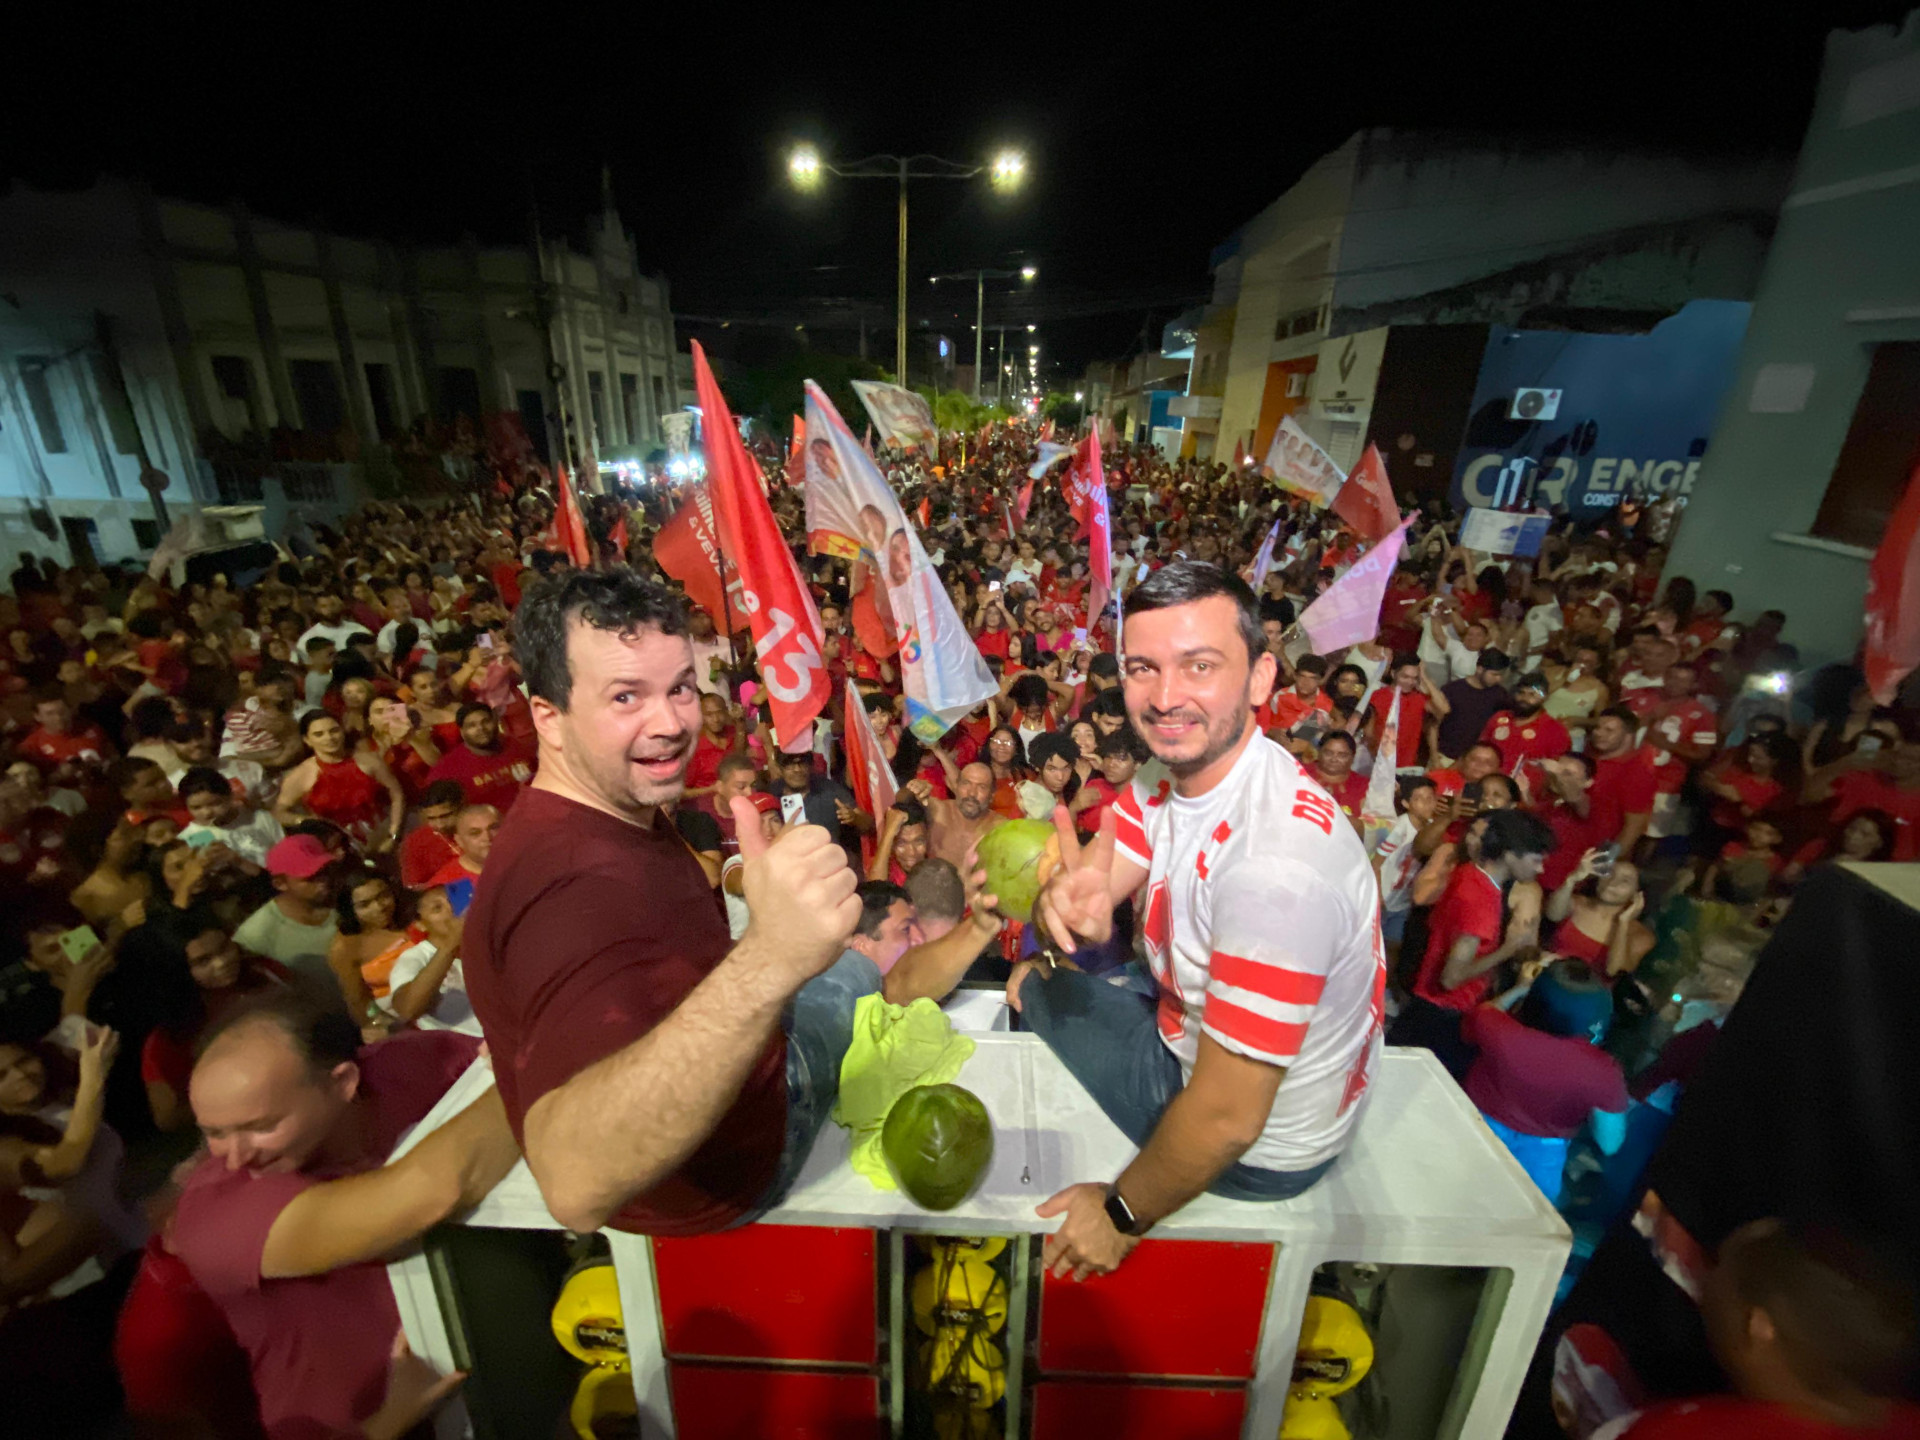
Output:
(1104, 1189), (1138, 1235)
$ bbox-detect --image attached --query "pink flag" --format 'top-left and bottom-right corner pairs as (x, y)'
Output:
(1297, 520), (1411, 654)
(1248, 516), (1284, 592)
(1865, 461), (1920, 703)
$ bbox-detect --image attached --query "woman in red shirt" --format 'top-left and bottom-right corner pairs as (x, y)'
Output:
(141, 925), (288, 1130)
(983, 726), (1031, 819)
(1701, 732), (1798, 844)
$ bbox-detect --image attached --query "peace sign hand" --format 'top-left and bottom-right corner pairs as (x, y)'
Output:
(1034, 804), (1117, 953)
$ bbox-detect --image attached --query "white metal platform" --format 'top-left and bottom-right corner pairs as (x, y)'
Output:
(389, 1040), (1570, 1440)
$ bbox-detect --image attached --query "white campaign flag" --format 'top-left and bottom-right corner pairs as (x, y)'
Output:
(804, 382), (997, 740)
(1262, 416), (1345, 509)
(849, 381), (937, 452)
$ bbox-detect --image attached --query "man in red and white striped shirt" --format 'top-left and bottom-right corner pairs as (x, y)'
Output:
(1008, 561), (1383, 1281)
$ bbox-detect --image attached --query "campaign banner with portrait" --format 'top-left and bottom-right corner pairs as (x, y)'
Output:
(850, 380), (938, 452)
(803, 381), (997, 740)
(1262, 416), (1345, 508)
(1459, 507), (1554, 557)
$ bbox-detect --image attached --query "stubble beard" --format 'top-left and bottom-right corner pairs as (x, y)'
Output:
(1147, 699), (1253, 781)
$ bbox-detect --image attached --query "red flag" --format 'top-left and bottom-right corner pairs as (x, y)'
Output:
(786, 415), (805, 484)
(655, 485), (738, 625)
(1040, 417), (1056, 443)
(850, 584), (897, 660)
(1084, 429), (1113, 637)
(842, 678), (897, 826)
(1865, 461), (1920, 703)
(553, 465), (592, 568)
(1331, 443), (1401, 544)
(608, 509), (629, 558)
(691, 343), (830, 750)
(1014, 479), (1035, 527)
(1063, 441), (1100, 540)
(916, 496), (931, 529)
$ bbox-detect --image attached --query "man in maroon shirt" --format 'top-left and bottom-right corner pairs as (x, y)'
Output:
(1460, 958), (1626, 1203)
(424, 703), (536, 813)
(463, 569), (865, 1236)
(171, 990), (516, 1440)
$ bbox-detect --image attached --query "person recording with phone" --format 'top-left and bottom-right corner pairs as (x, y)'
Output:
(769, 748), (871, 853)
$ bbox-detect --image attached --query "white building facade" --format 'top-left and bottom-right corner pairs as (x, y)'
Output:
(0, 177), (682, 566)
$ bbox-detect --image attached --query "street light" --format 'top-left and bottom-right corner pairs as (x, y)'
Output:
(788, 145), (822, 188)
(787, 145), (1027, 386)
(931, 260), (1038, 403)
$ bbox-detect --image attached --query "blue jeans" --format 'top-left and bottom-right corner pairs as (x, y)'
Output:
(738, 950), (884, 1224)
(1014, 965), (1333, 1202)
(1481, 1114), (1570, 1206)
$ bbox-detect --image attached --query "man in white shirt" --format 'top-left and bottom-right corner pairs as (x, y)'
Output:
(1419, 600), (1490, 686)
(293, 593), (364, 659)
(686, 608), (735, 697)
(1008, 561), (1383, 1281)
(1516, 581), (1563, 671)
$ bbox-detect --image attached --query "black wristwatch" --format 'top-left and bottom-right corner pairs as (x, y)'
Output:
(1103, 1183), (1148, 1237)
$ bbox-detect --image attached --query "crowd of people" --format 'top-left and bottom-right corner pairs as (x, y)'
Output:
(1, 412), (1915, 1439)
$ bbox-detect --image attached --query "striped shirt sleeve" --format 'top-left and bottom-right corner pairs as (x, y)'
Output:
(1201, 862), (1345, 1067)
(1112, 782), (1152, 869)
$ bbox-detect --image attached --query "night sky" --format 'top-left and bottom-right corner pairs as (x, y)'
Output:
(10, 5), (1912, 373)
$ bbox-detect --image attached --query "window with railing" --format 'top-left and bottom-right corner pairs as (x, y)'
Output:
(213, 464), (265, 504)
(277, 464), (338, 503)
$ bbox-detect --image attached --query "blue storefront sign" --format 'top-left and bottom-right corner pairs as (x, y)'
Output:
(1449, 300), (1751, 517)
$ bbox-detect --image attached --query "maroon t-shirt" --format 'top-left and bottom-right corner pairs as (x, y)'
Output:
(170, 1030), (480, 1440)
(1461, 1006), (1627, 1137)
(424, 738), (537, 813)
(463, 787), (786, 1235)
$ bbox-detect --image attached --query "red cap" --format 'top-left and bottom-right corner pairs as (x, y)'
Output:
(266, 835), (334, 878)
(747, 792), (781, 815)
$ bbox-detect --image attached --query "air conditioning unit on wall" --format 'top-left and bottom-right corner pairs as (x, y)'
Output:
(1509, 388), (1562, 421)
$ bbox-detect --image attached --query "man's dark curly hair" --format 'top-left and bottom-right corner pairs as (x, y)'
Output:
(513, 567), (688, 710)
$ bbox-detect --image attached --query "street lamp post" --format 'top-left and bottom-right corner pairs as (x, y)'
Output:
(931, 263), (1036, 402)
(789, 146), (1024, 387)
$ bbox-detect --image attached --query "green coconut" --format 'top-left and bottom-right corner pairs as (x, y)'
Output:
(974, 818), (1056, 922)
(881, 1083), (994, 1211)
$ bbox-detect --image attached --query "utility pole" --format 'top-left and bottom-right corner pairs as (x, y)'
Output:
(786, 147), (1026, 388)
(974, 273), (985, 403)
(895, 159), (908, 385)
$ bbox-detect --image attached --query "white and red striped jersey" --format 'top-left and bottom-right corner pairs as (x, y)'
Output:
(1111, 733), (1385, 1172)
